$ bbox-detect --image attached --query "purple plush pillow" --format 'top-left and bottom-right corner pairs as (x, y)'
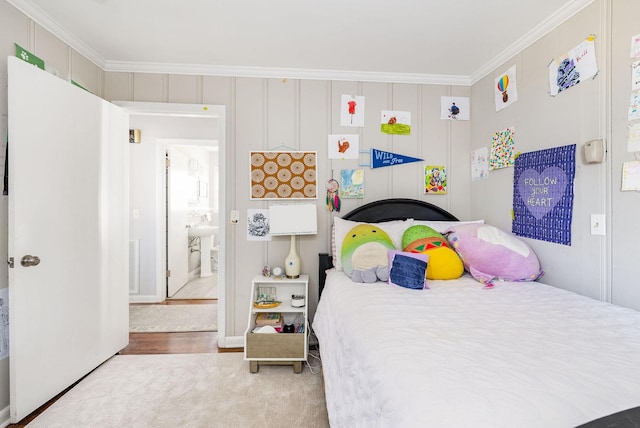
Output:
(445, 223), (543, 285)
(387, 250), (429, 290)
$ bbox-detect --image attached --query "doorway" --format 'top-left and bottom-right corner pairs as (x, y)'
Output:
(164, 141), (219, 300)
(115, 101), (226, 346)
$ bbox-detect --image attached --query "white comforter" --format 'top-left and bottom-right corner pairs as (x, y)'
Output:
(313, 271), (640, 428)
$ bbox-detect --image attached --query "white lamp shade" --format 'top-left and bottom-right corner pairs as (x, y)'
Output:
(269, 204), (318, 236)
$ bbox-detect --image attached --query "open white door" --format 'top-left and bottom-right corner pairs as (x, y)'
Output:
(167, 147), (189, 296)
(7, 57), (129, 422)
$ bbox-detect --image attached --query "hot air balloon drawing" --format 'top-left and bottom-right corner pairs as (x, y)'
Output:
(497, 74), (509, 103)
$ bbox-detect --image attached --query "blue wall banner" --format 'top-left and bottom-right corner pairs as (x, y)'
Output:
(512, 144), (576, 245)
(363, 148), (423, 168)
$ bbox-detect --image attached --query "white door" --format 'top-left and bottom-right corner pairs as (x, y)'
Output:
(167, 147), (189, 296)
(7, 57), (129, 422)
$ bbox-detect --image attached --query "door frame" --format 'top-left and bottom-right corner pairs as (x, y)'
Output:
(115, 101), (227, 347)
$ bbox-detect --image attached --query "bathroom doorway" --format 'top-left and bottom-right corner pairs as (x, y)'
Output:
(164, 142), (219, 300)
(116, 101), (226, 345)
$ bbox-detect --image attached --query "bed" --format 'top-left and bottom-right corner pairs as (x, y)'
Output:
(313, 198), (640, 428)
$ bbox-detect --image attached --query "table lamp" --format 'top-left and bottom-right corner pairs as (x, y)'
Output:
(269, 204), (318, 278)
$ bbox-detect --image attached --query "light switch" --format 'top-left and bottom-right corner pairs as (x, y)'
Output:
(230, 210), (240, 224)
(590, 214), (605, 236)
(132, 209), (140, 219)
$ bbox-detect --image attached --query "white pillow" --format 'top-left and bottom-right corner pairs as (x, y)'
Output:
(412, 219), (484, 234)
(332, 217), (413, 271)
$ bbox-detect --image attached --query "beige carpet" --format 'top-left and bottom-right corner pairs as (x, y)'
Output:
(28, 353), (328, 428)
(129, 304), (217, 333)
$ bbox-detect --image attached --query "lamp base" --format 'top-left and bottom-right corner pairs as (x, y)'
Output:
(284, 235), (301, 279)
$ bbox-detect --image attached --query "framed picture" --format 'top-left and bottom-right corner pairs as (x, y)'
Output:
(250, 151), (317, 200)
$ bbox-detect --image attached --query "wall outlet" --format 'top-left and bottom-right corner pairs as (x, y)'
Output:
(591, 214), (606, 236)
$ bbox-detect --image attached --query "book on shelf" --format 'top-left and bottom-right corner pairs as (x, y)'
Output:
(255, 312), (283, 327)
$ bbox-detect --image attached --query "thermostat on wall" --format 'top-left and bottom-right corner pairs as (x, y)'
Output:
(584, 139), (605, 164)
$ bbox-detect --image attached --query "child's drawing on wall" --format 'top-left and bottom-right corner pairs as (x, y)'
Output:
(425, 165), (447, 195)
(328, 134), (359, 159)
(340, 95), (365, 127)
(381, 110), (411, 135)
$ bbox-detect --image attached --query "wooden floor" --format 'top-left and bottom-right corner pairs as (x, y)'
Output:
(8, 300), (240, 427)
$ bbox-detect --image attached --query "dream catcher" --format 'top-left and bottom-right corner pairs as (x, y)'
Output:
(326, 179), (341, 212)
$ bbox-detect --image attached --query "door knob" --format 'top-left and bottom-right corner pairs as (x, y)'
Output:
(21, 255), (41, 267)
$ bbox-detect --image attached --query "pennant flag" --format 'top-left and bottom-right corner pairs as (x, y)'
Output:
(370, 148), (422, 168)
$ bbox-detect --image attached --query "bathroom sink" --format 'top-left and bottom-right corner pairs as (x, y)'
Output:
(188, 225), (216, 238)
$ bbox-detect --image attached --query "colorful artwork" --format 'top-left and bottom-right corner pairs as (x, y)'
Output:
(629, 91), (640, 121)
(380, 110), (411, 135)
(489, 127), (516, 170)
(361, 148), (423, 168)
(340, 95), (365, 127)
(424, 165), (447, 195)
(440, 96), (470, 120)
(495, 65), (518, 111)
(548, 37), (598, 96)
(512, 144), (576, 245)
(328, 134), (359, 159)
(340, 169), (364, 199)
(250, 151), (317, 200)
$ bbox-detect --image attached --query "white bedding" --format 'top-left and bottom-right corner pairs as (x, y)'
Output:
(313, 271), (640, 428)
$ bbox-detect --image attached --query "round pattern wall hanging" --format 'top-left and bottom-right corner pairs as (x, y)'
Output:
(250, 151), (317, 199)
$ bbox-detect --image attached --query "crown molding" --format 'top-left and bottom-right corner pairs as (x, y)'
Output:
(104, 60), (472, 86)
(9, 0), (595, 86)
(469, 0), (596, 84)
(7, 0), (106, 69)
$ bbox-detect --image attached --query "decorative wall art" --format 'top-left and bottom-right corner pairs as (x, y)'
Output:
(628, 123), (640, 152)
(471, 147), (489, 181)
(328, 134), (359, 159)
(326, 179), (341, 212)
(247, 209), (271, 241)
(340, 169), (365, 199)
(340, 95), (365, 127)
(494, 65), (518, 111)
(621, 161), (640, 191)
(424, 165), (447, 194)
(512, 144), (576, 245)
(250, 151), (317, 200)
(360, 148), (423, 168)
(440, 96), (470, 120)
(632, 61), (640, 90)
(489, 127), (516, 170)
(548, 36), (598, 96)
(381, 110), (411, 135)
(629, 91), (640, 121)
(630, 33), (640, 59)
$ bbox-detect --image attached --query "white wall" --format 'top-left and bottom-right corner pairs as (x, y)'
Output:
(470, 2), (607, 300)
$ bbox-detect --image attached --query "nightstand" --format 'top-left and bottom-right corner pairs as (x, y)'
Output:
(244, 274), (309, 373)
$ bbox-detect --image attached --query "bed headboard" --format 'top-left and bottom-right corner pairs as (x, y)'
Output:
(318, 198), (459, 294)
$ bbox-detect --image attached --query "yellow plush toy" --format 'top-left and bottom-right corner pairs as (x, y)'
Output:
(402, 225), (464, 280)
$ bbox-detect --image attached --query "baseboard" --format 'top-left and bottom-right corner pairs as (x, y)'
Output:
(0, 405), (10, 427)
(220, 335), (244, 349)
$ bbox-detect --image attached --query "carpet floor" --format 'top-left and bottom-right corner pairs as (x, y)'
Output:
(28, 353), (328, 428)
(129, 304), (217, 333)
